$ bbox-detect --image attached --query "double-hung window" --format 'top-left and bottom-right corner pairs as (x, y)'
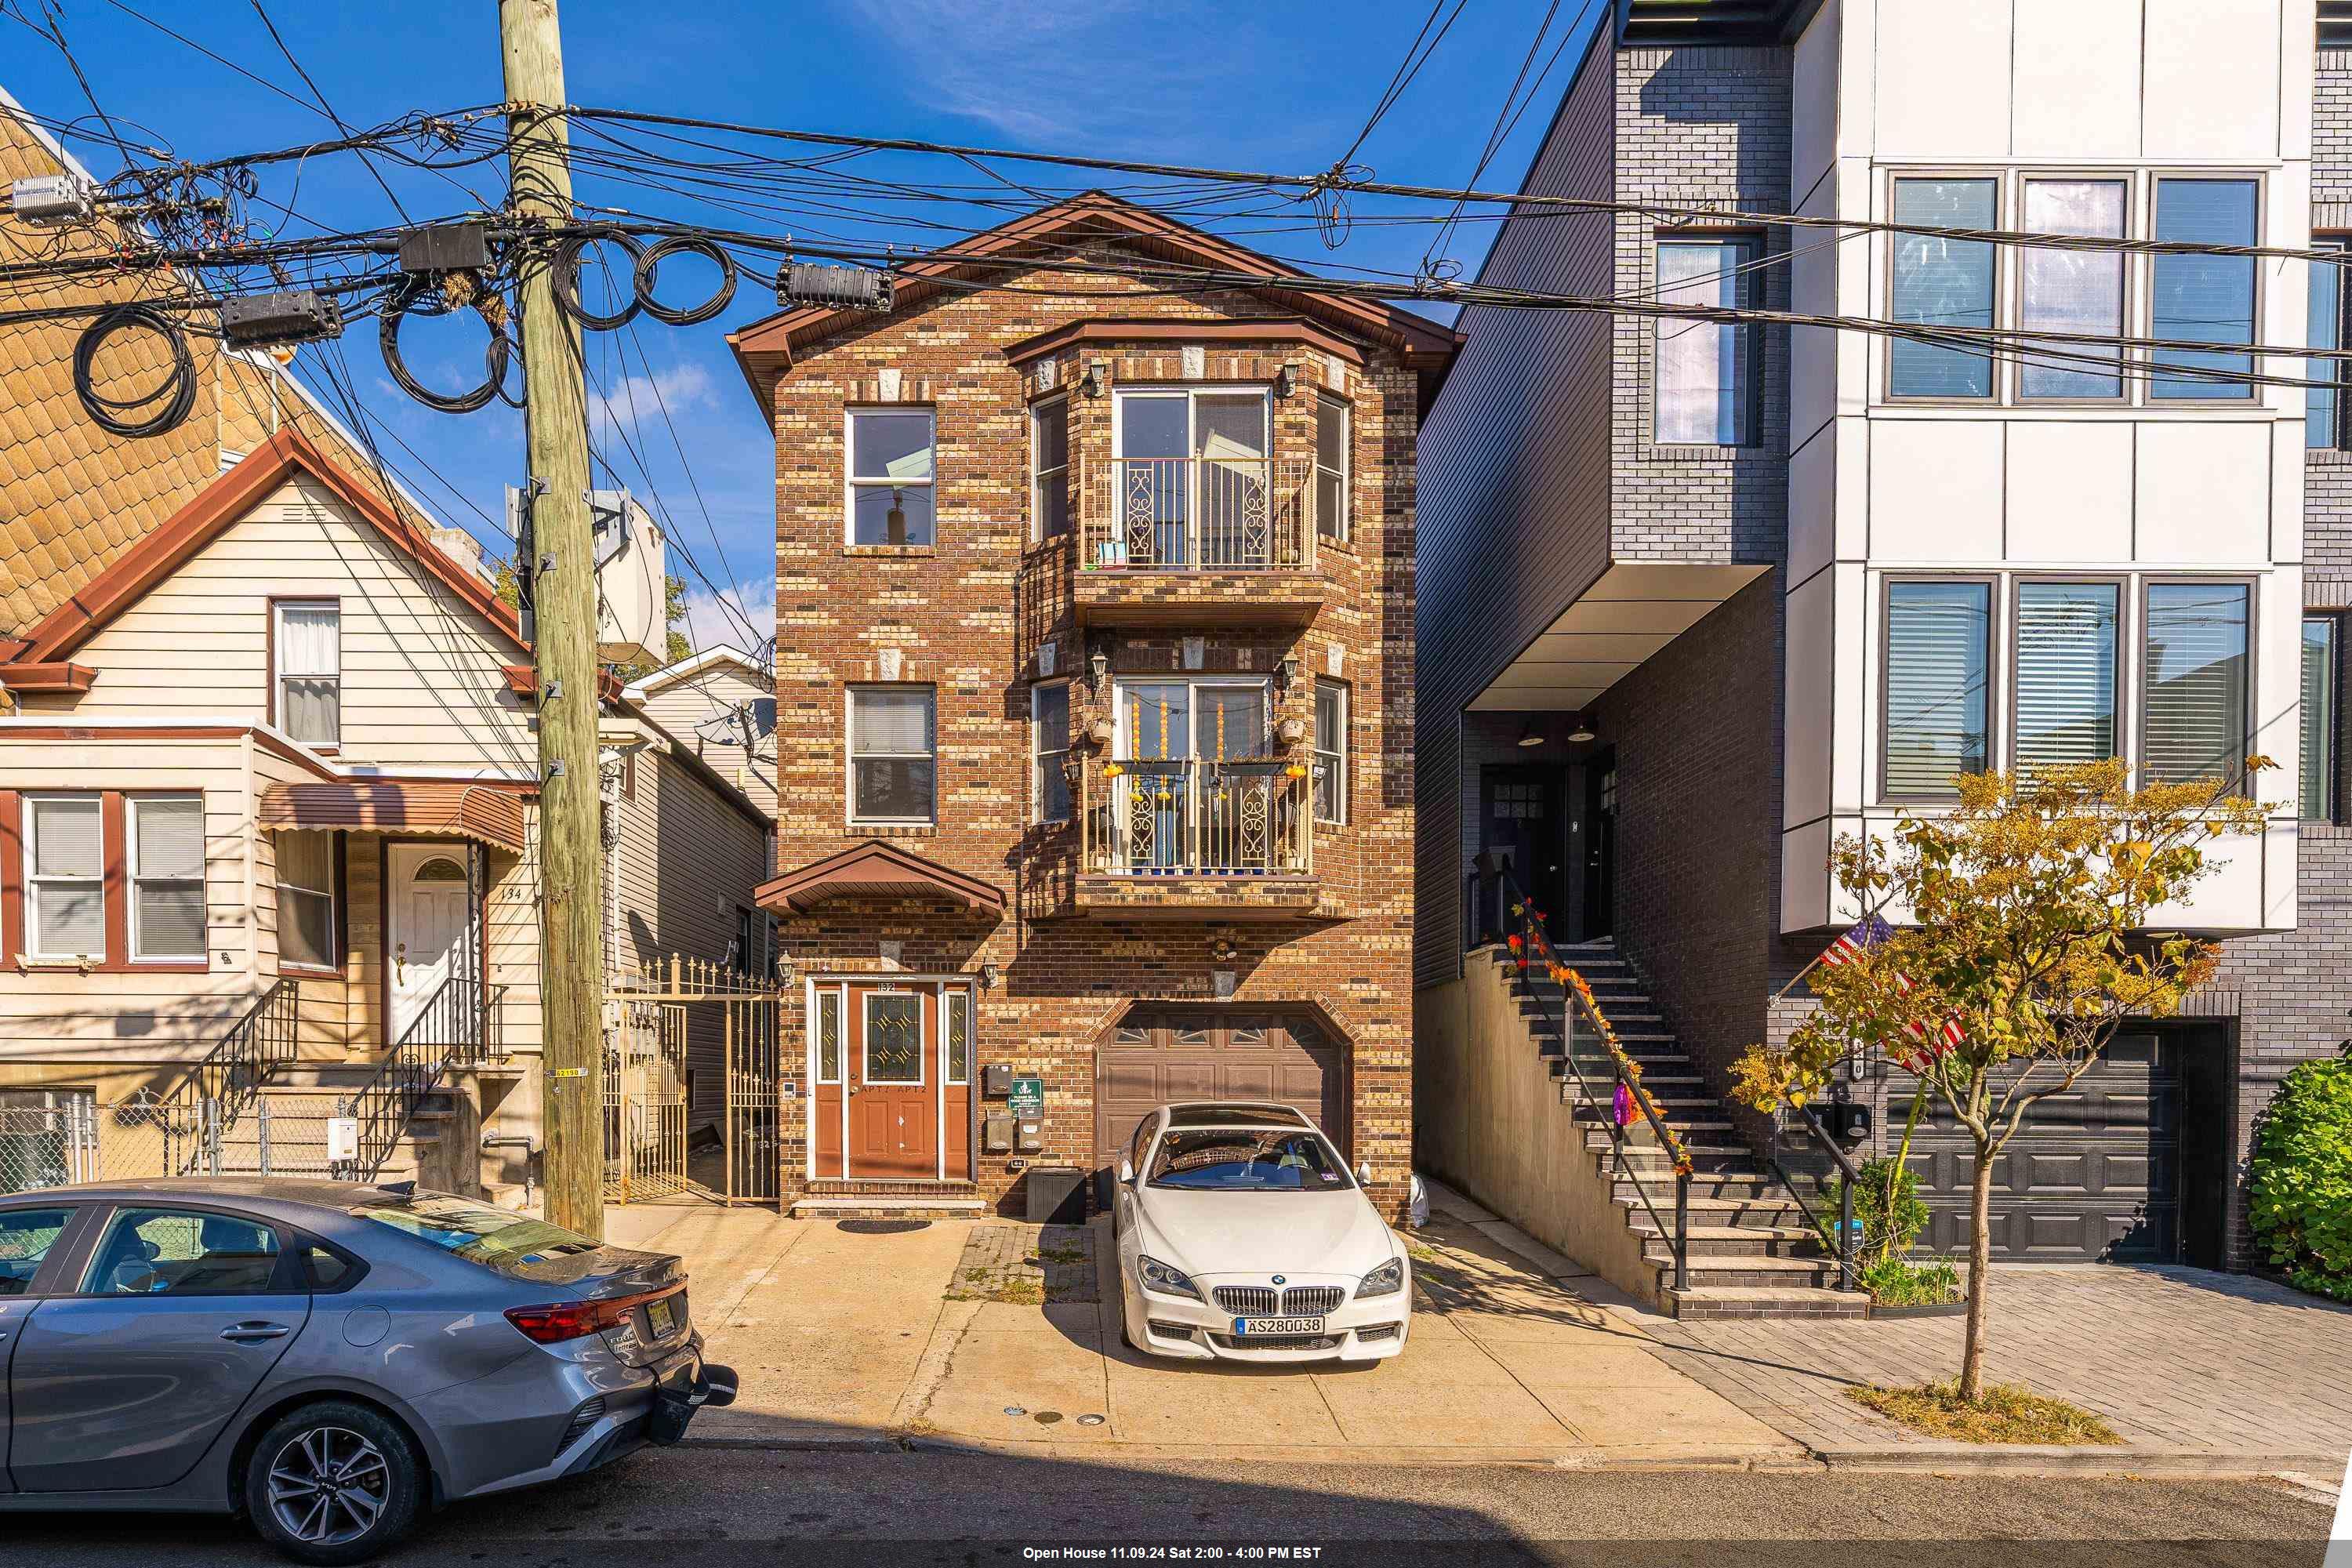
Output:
(274, 601), (340, 748)
(1882, 582), (1991, 797)
(275, 829), (337, 971)
(847, 408), (936, 546)
(1654, 237), (1759, 442)
(1032, 681), (1071, 824)
(1031, 396), (1070, 539)
(2151, 180), (2259, 401)
(2310, 241), (2350, 449)
(2018, 180), (2126, 400)
(2143, 583), (2252, 787)
(128, 796), (205, 962)
(1314, 394), (1350, 541)
(23, 796), (103, 960)
(2303, 616), (2339, 822)
(848, 686), (936, 823)
(2014, 583), (2120, 779)
(1889, 179), (1998, 398)
(1312, 679), (1348, 824)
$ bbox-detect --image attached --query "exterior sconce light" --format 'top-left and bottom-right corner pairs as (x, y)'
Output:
(1209, 935), (1240, 963)
(1089, 649), (1110, 690)
(982, 962), (1002, 990)
(1082, 360), (1106, 398)
(1275, 362), (1298, 398)
(1277, 653), (1301, 693)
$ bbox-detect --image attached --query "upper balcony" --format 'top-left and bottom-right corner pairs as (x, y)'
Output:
(1073, 454), (1330, 631)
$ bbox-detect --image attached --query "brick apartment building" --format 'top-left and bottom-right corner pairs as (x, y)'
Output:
(1416, 0), (2345, 1310)
(729, 196), (1459, 1220)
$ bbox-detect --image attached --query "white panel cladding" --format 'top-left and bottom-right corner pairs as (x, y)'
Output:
(1871, 0), (2009, 160)
(2012, 0), (2143, 160)
(1787, 421), (1838, 584)
(1781, 564), (1837, 833)
(1866, 420), (2004, 561)
(2136, 423), (2274, 564)
(1791, 0), (1841, 202)
(2005, 421), (2134, 562)
(2270, 418), (2307, 562)
(2143, 0), (2284, 162)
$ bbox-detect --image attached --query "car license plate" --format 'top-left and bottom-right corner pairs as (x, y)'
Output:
(1234, 1316), (1325, 1336)
(646, 1295), (677, 1338)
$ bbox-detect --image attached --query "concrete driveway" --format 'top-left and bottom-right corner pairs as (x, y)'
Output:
(605, 1189), (1800, 1465)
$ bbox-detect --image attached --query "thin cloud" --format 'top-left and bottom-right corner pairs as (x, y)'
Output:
(678, 574), (775, 655)
(590, 361), (718, 434)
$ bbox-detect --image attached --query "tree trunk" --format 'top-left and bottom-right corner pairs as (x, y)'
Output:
(1958, 1140), (1994, 1403)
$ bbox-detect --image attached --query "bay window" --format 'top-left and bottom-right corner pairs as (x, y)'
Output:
(1031, 396), (1069, 539)
(1654, 237), (1759, 442)
(849, 686), (936, 823)
(1315, 394), (1351, 540)
(2013, 583), (2119, 779)
(2151, 179), (2258, 401)
(2142, 583), (2251, 788)
(1313, 679), (1348, 824)
(1032, 681), (1071, 824)
(1889, 179), (1997, 399)
(2018, 180), (2125, 400)
(128, 796), (205, 962)
(274, 829), (337, 971)
(2304, 617), (2339, 822)
(23, 795), (103, 960)
(1882, 581), (1991, 797)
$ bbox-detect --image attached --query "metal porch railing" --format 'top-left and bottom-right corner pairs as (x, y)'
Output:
(1082, 757), (1312, 877)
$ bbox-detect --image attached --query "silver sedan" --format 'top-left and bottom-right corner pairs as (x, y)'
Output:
(0, 1178), (735, 1563)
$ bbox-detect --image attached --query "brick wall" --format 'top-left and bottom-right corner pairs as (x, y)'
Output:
(761, 254), (1418, 1218)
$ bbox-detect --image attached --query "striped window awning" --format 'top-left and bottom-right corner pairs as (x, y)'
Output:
(256, 781), (528, 853)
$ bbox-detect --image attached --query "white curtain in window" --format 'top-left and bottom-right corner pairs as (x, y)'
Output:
(2016, 583), (2120, 777)
(278, 604), (340, 743)
(1655, 241), (1750, 444)
(2145, 583), (2250, 785)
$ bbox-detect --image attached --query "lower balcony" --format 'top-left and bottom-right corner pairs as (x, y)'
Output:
(1076, 758), (1322, 918)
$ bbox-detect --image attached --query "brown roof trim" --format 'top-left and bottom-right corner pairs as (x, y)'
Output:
(1001, 316), (1370, 369)
(756, 839), (1007, 916)
(256, 779), (528, 855)
(0, 662), (95, 693)
(17, 427), (528, 665)
(727, 192), (1461, 405)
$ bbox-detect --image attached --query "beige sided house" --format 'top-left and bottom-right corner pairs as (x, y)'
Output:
(621, 645), (779, 830)
(0, 428), (771, 1202)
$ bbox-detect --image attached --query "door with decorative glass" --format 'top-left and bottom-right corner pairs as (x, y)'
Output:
(847, 984), (934, 1178)
(1111, 390), (1274, 567)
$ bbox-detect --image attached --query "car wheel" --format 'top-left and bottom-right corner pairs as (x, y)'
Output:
(243, 1400), (426, 1566)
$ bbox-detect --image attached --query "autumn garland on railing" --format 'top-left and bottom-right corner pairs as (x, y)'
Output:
(1508, 902), (1694, 1179)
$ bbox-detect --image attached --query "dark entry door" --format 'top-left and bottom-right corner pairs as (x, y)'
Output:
(1480, 765), (1566, 935)
(1581, 751), (1617, 940)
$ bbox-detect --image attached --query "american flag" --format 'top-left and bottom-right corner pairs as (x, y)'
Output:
(1820, 915), (1964, 1052)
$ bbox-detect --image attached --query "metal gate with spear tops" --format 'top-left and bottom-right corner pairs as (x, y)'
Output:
(605, 956), (783, 1206)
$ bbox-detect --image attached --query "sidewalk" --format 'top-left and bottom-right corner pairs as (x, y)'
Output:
(606, 1189), (1804, 1467)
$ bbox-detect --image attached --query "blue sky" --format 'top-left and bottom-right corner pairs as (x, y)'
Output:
(6, 0), (1595, 652)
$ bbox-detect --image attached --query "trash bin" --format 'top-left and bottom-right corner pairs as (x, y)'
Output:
(1024, 1164), (1087, 1225)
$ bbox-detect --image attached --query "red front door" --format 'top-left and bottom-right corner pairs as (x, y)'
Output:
(848, 985), (935, 1178)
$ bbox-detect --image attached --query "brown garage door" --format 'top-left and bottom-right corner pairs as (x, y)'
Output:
(1094, 1009), (1346, 1188)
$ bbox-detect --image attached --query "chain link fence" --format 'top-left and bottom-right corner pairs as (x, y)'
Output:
(1, 1091), (347, 1193)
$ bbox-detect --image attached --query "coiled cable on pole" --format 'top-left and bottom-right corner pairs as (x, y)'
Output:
(379, 274), (512, 415)
(73, 303), (198, 438)
(550, 230), (642, 330)
(633, 235), (736, 325)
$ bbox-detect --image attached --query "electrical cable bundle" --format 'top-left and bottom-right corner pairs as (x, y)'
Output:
(72, 303), (197, 437)
(377, 271), (513, 414)
(550, 229), (736, 331)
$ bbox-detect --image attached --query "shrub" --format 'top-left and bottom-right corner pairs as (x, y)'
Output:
(2248, 1057), (2352, 1303)
(1860, 1256), (1962, 1307)
(1818, 1156), (1930, 1265)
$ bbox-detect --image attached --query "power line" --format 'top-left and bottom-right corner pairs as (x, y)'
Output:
(1334, 0), (1468, 175)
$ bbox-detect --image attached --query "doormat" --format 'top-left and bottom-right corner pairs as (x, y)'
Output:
(945, 1222), (1097, 1305)
(838, 1219), (931, 1236)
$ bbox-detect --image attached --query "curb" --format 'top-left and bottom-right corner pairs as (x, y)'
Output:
(1809, 1445), (2347, 1478)
(678, 1430), (1818, 1470)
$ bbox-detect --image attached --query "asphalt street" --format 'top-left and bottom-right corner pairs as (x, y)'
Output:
(1, 1446), (2336, 1568)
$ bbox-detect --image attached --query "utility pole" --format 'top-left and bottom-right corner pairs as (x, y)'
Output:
(500, 0), (602, 1239)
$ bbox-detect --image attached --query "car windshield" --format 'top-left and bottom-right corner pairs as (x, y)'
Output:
(1145, 1129), (1352, 1192)
(351, 1193), (602, 1274)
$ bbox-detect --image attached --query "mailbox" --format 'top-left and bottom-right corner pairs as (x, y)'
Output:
(983, 1115), (1014, 1154)
(1016, 1117), (1044, 1153)
(982, 1063), (1012, 1098)
(1823, 1101), (1873, 1144)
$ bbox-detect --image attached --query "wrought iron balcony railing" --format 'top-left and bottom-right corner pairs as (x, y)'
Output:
(1083, 456), (1317, 572)
(1082, 758), (1312, 877)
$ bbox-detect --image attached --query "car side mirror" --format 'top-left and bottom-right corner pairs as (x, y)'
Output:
(1118, 1157), (1134, 1185)
(1355, 1161), (1372, 1186)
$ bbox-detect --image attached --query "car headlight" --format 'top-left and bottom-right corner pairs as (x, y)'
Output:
(1136, 1254), (1200, 1301)
(1358, 1256), (1406, 1299)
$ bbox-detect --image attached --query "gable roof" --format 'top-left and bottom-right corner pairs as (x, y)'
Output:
(619, 643), (770, 702)
(13, 425), (526, 666)
(756, 839), (1005, 916)
(727, 191), (1462, 407)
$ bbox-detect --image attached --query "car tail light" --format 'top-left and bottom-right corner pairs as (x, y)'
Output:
(505, 1287), (677, 1345)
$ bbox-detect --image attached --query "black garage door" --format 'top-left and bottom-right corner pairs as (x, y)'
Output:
(1900, 1032), (2182, 1263)
(1094, 1009), (1345, 1196)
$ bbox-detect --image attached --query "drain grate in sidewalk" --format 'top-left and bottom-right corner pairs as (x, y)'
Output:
(946, 1222), (1096, 1305)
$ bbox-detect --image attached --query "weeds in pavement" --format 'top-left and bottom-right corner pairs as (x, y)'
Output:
(1847, 1381), (2122, 1444)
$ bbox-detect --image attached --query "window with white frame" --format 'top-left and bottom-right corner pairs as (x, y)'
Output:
(128, 796), (205, 962)
(1889, 179), (1998, 398)
(23, 795), (103, 960)
(1031, 396), (1069, 539)
(1032, 681), (1070, 823)
(848, 686), (936, 822)
(2304, 616), (2339, 823)
(846, 408), (935, 546)
(274, 601), (340, 747)
(1882, 581), (1991, 797)
(1653, 237), (1759, 442)
(2018, 180), (2126, 401)
(1312, 678), (1347, 824)
(2151, 180), (2258, 401)
(2143, 582), (2252, 786)
(1314, 394), (1350, 539)
(274, 829), (336, 971)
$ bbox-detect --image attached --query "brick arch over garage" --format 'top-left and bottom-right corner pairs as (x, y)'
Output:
(1092, 1005), (1350, 1186)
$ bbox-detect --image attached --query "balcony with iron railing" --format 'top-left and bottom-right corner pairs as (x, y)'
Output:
(1074, 456), (1327, 630)
(1076, 757), (1319, 916)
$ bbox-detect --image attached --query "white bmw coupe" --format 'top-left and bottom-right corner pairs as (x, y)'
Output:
(1110, 1102), (1411, 1363)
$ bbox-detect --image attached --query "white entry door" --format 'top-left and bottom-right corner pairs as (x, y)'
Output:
(387, 844), (470, 1044)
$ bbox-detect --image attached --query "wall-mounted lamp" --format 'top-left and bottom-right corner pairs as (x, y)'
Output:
(982, 962), (1001, 989)
(1515, 720), (1545, 748)
(1082, 360), (1106, 398)
(1209, 935), (1240, 963)
(1277, 653), (1301, 693)
(1088, 649), (1110, 691)
(1275, 362), (1298, 399)
(1566, 713), (1597, 744)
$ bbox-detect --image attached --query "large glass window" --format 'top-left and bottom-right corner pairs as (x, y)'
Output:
(1655, 238), (1759, 442)
(1032, 681), (1071, 823)
(274, 601), (340, 747)
(847, 409), (936, 546)
(1312, 679), (1348, 824)
(1882, 583), (1991, 797)
(2014, 583), (2121, 779)
(1889, 179), (1998, 398)
(128, 796), (204, 962)
(1031, 396), (1069, 539)
(1315, 394), (1351, 540)
(848, 687), (936, 822)
(2143, 583), (2252, 786)
(1112, 389), (1273, 567)
(2019, 180), (2126, 400)
(2304, 616), (2339, 822)
(2151, 180), (2259, 401)
(24, 795), (103, 960)
(2311, 241), (2349, 449)
(274, 830), (336, 971)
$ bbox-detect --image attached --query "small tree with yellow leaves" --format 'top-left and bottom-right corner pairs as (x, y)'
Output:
(1731, 758), (2270, 1403)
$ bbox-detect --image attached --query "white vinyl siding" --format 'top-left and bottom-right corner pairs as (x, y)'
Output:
(24, 796), (103, 960)
(128, 796), (205, 961)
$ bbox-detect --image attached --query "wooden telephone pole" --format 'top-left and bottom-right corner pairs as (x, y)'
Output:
(499, 0), (603, 1238)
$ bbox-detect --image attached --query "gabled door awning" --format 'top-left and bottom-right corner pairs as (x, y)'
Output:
(257, 781), (528, 854)
(757, 840), (1006, 915)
